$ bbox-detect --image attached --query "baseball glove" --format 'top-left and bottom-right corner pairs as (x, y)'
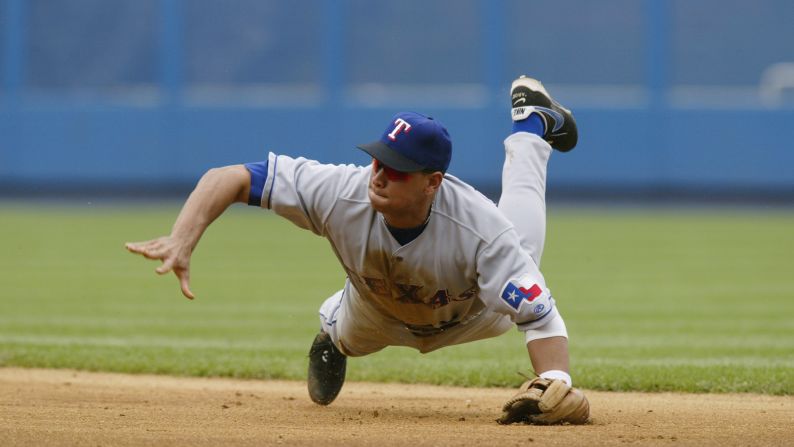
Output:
(497, 377), (590, 425)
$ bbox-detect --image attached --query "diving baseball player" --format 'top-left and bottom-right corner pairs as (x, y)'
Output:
(125, 76), (590, 425)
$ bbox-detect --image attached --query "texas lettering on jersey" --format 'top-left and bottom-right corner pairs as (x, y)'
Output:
(347, 270), (476, 310)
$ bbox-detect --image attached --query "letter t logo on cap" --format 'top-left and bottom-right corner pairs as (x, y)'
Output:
(387, 118), (412, 141)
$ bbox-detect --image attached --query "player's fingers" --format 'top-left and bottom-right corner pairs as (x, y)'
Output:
(176, 269), (195, 300)
(126, 237), (161, 248)
(125, 239), (164, 257)
(155, 257), (175, 275)
(140, 248), (166, 261)
(139, 241), (169, 260)
(125, 241), (147, 254)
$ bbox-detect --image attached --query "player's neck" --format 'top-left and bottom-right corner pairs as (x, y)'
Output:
(382, 202), (432, 229)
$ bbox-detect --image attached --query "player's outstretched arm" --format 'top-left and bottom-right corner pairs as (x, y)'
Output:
(125, 165), (251, 299)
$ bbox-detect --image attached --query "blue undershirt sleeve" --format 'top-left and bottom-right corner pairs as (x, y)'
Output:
(244, 160), (269, 206)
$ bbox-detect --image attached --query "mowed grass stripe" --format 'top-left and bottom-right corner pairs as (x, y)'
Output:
(1, 204), (792, 394)
(3, 335), (791, 368)
(0, 334), (310, 350)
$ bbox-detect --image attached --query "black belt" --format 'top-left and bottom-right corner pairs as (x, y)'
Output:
(404, 319), (461, 337)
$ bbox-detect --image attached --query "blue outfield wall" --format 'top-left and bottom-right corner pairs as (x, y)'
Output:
(1, 0), (793, 197)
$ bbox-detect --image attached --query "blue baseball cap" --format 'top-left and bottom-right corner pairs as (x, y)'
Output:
(357, 112), (452, 173)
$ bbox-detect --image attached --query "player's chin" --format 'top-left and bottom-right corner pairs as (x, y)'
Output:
(368, 189), (390, 212)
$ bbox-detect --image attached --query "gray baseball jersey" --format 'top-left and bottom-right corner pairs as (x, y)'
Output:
(250, 150), (558, 354)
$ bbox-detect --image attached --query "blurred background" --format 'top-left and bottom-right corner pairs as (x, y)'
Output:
(1, 0), (793, 201)
(1, 1), (793, 393)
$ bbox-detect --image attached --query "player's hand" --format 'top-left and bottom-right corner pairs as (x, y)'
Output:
(125, 236), (195, 299)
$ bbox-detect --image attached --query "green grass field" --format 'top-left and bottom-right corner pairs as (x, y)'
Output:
(1, 203), (792, 394)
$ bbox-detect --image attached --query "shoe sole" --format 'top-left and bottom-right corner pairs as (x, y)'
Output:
(307, 332), (347, 405)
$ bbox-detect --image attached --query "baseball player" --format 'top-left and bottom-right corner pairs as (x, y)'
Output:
(126, 76), (590, 424)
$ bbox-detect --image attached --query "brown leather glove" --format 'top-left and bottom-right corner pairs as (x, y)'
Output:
(497, 377), (590, 425)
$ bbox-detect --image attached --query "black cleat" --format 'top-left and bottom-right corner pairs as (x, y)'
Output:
(511, 75), (578, 152)
(307, 331), (347, 405)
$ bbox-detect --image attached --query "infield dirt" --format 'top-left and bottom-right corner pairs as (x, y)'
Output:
(1, 368), (791, 446)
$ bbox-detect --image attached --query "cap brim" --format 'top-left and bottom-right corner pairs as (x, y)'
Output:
(357, 141), (426, 172)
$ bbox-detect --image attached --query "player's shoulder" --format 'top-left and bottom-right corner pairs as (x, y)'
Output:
(432, 174), (513, 242)
(275, 152), (365, 175)
(269, 152), (371, 205)
(274, 152), (369, 189)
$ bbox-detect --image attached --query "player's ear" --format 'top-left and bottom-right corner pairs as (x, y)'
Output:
(424, 171), (443, 194)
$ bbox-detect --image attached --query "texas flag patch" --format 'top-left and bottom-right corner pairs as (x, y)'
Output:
(501, 280), (543, 311)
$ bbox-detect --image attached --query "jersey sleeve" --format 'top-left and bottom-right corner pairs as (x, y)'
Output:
(476, 229), (558, 331)
(246, 152), (363, 236)
(244, 160), (269, 206)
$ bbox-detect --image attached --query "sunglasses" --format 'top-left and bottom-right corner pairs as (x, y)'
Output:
(372, 159), (412, 182)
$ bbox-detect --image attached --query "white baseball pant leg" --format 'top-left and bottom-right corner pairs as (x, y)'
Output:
(498, 132), (568, 342)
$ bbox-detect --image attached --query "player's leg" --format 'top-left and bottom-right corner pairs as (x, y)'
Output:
(308, 289), (348, 405)
(310, 282), (413, 405)
(499, 76), (579, 386)
(319, 284), (415, 357)
(498, 131), (551, 265)
(498, 75), (577, 266)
